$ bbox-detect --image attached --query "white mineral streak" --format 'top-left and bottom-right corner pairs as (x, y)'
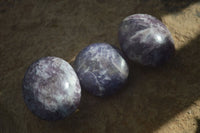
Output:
(111, 57), (129, 78)
(87, 70), (104, 96)
(35, 59), (51, 80)
(31, 57), (80, 111)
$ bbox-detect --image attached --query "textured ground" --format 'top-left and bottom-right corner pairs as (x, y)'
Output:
(0, 0), (200, 133)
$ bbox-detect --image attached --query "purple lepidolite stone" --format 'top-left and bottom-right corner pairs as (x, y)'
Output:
(22, 56), (81, 121)
(73, 43), (129, 97)
(119, 14), (175, 66)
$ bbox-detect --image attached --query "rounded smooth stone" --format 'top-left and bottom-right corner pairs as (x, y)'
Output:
(119, 14), (175, 66)
(73, 43), (129, 97)
(23, 56), (81, 121)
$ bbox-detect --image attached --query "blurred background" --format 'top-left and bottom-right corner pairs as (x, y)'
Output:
(0, 0), (200, 133)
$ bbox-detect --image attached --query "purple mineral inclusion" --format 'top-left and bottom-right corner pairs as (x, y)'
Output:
(73, 43), (129, 97)
(22, 56), (81, 121)
(119, 14), (175, 66)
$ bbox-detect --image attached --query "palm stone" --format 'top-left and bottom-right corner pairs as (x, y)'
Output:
(119, 14), (175, 66)
(73, 43), (129, 97)
(23, 56), (81, 121)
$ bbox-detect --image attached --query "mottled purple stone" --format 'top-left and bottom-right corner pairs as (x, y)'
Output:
(73, 43), (129, 97)
(119, 14), (175, 66)
(22, 56), (81, 121)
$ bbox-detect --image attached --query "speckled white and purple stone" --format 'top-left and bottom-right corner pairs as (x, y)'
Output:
(73, 43), (129, 97)
(22, 56), (81, 121)
(119, 14), (175, 66)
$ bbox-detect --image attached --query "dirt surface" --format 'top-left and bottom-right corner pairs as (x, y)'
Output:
(1, 0), (200, 133)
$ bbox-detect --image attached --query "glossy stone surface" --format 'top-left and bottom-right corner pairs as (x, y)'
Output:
(74, 43), (129, 97)
(22, 56), (81, 121)
(119, 14), (175, 66)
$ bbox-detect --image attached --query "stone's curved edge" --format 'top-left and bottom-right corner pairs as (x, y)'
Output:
(22, 56), (81, 121)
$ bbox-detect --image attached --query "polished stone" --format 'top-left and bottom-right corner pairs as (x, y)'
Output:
(23, 56), (81, 121)
(119, 14), (175, 66)
(73, 43), (129, 97)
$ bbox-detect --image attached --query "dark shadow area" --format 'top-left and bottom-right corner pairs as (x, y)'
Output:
(196, 119), (200, 133)
(124, 0), (200, 19)
(160, 0), (200, 13)
(0, 103), (19, 133)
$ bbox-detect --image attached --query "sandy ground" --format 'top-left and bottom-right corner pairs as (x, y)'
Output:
(0, 0), (200, 133)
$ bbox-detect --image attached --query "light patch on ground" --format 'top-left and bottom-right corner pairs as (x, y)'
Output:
(162, 3), (200, 50)
(154, 99), (200, 133)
